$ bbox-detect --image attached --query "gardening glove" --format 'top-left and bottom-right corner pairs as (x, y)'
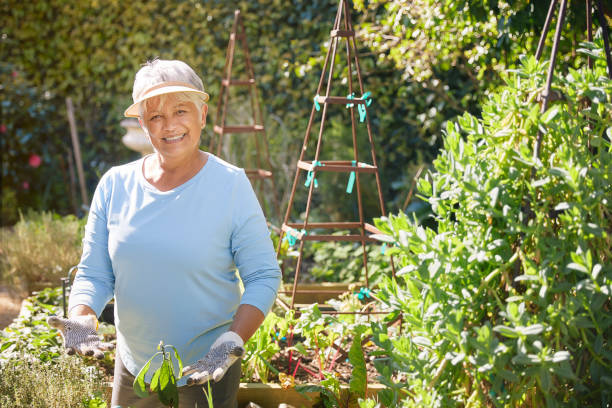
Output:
(47, 315), (114, 359)
(182, 331), (245, 385)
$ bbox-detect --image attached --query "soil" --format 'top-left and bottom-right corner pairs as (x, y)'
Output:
(267, 341), (380, 386)
(0, 285), (25, 329)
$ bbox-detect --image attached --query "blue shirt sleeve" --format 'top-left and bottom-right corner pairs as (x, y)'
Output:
(69, 171), (115, 317)
(231, 171), (281, 315)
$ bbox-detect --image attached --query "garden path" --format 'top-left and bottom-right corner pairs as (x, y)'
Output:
(0, 285), (23, 329)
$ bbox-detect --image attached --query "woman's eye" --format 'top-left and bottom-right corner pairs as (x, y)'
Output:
(177, 109), (187, 115)
(149, 115), (161, 121)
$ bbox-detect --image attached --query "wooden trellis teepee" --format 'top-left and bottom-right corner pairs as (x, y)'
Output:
(211, 9), (280, 223)
(276, 0), (394, 313)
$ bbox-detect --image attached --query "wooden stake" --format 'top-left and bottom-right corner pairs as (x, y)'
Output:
(65, 97), (89, 208)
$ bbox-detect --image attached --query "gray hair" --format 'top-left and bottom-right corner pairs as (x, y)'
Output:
(138, 92), (206, 120)
(133, 59), (207, 118)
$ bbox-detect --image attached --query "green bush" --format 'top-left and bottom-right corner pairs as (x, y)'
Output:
(372, 43), (611, 406)
(0, 211), (85, 292)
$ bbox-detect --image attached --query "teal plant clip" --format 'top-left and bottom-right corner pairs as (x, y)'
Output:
(305, 161), (323, 188)
(346, 160), (356, 194)
(356, 287), (371, 300)
(283, 228), (306, 248)
(357, 91), (372, 122)
(381, 243), (387, 255)
(313, 94), (321, 111)
(345, 93), (355, 108)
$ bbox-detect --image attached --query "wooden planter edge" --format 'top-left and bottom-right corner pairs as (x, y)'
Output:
(238, 382), (386, 408)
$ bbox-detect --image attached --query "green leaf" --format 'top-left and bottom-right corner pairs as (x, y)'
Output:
(512, 353), (541, 365)
(349, 331), (367, 399)
(171, 345), (183, 379)
(541, 105), (560, 124)
(551, 351), (570, 363)
(516, 324), (544, 336)
(297, 384), (339, 406)
(83, 397), (107, 408)
(133, 352), (159, 398)
(157, 360), (179, 407)
(150, 367), (161, 392)
(567, 263), (588, 274)
(539, 368), (552, 391)
(493, 325), (519, 338)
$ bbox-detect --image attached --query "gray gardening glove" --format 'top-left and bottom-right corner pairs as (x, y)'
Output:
(47, 315), (114, 359)
(182, 331), (245, 385)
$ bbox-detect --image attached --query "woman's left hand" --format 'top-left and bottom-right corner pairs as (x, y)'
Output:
(182, 331), (244, 385)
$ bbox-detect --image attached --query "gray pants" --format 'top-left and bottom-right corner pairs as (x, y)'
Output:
(111, 354), (240, 408)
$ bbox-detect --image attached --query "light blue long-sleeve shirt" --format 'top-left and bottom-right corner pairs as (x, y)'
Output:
(69, 153), (281, 381)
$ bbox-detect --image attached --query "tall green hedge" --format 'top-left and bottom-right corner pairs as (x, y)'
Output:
(3, 1), (606, 226)
(1, 0), (443, 226)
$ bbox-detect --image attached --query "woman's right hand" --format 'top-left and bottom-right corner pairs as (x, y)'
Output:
(47, 315), (114, 359)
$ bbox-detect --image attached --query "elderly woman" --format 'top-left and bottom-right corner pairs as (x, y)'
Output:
(48, 59), (281, 407)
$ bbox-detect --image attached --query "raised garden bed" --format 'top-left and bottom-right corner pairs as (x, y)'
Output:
(237, 382), (386, 408)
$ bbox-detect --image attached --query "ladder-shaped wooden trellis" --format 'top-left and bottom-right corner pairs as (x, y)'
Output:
(211, 9), (280, 222)
(277, 0), (394, 313)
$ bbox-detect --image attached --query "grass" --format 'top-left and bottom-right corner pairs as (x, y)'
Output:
(0, 211), (84, 292)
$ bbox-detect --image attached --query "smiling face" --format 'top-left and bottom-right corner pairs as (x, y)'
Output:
(140, 93), (208, 162)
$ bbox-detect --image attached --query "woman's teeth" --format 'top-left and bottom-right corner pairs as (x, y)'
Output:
(164, 134), (185, 142)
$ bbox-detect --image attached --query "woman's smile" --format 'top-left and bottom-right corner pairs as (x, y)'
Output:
(163, 133), (187, 143)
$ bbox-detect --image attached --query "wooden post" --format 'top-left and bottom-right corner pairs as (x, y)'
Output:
(65, 97), (89, 208)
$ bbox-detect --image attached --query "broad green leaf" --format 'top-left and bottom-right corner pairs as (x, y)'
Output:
(150, 367), (161, 392)
(348, 332), (367, 399)
(157, 360), (179, 407)
(133, 352), (159, 398)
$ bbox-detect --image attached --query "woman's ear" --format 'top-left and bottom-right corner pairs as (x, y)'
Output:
(201, 104), (208, 129)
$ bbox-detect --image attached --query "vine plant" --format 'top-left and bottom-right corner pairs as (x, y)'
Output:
(371, 41), (611, 406)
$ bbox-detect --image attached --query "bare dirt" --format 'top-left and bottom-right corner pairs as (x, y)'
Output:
(0, 285), (25, 329)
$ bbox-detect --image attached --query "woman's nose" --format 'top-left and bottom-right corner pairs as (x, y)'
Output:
(162, 116), (180, 131)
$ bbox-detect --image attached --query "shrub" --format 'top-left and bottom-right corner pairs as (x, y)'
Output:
(372, 42), (611, 406)
(0, 211), (84, 292)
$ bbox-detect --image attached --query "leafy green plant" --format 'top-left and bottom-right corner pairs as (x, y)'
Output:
(0, 211), (85, 292)
(372, 43), (611, 406)
(1, 287), (66, 362)
(297, 325), (368, 408)
(241, 310), (291, 383)
(133, 341), (183, 408)
(291, 304), (373, 383)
